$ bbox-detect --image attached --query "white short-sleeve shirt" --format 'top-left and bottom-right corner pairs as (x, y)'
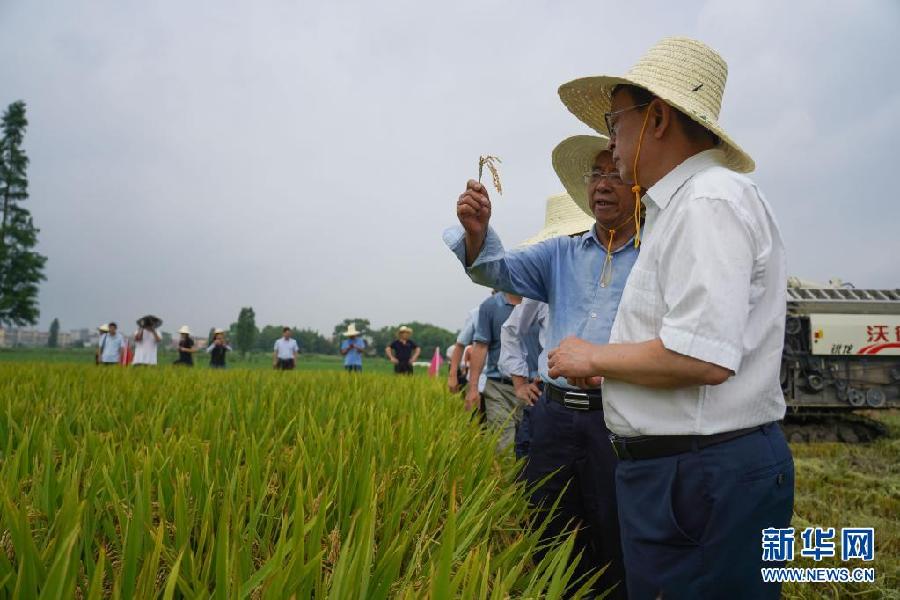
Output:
(603, 149), (787, 436)
(132, 328), (159, 365)
(274, 337), (299, 359)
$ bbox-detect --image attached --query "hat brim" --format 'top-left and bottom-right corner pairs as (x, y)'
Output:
(551, 135), (611, 219)
(558, 75), (754, 173)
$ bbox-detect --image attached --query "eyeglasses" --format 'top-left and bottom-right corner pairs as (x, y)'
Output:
(582, 169), (624, 185)
(603, 102), (650, 137)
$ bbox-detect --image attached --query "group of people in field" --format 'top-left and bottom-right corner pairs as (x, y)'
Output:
(443, 38), (793, 599)
(95, 317), (423, 374)
(95, 316), (233, 368)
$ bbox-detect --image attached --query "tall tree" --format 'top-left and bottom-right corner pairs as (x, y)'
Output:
(0, 100), (46, 327)
(332, 318), (371, 341)
(47, 317), (59, 348)
(234, 307), (257, 356)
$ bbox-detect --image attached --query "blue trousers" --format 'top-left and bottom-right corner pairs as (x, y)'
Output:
(616, 422), (794, 599)
(524, 391), (626, 598)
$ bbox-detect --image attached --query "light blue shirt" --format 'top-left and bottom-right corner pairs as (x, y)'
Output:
(341, 338), (366, 367)
(98, 332), (125, 363)
(456, 307), (480, 345)
(500, 298), (547, 380)
(474, 292), (517, 380)
(443, 224), (639, 389)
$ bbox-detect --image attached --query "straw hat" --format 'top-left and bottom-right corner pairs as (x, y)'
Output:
(213, 328), (226, 335)
(558, 37), (754, 173)
(519, 192), (597, 247)
(137, 314), (163, 329)
(178, 326), (191, 335)
(98, 324), (109, 333)
(398, 325), (413, 335)
(550, 135), (612, 219)
(343, 324), (361, 337)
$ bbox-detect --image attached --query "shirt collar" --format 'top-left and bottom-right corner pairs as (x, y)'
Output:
(644, 148), (727, 211)
(579, 224), (640, 254)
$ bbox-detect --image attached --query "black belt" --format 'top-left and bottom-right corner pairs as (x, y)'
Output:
(488, 376), (514, 386)
(547, 383), (604, 411)
(610, 423), (772, 461)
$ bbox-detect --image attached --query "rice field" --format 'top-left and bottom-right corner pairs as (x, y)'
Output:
(0, 364), (596, 598)
(0, 362), (896, 598)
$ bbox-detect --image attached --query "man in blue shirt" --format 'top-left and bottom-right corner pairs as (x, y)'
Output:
(340, 323), (366, 372)
(96, 322), (125, 366)
(466, 291), (533, 451)
(444, 134), (638, 598)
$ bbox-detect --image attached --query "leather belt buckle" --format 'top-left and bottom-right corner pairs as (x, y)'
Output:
(563, 391), (590, 411)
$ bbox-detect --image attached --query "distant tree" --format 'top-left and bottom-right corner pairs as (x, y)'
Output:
(161, 331), (173, 349)
(207, 327), (216, 345)
(234, 307), (257, 356)
(332, 318), (371, 340)
(47, 317), (59, 348)
(374, 321), (457, 358)
(294, 328), (336, 355)
(0, 100), (46, 327)
(256, 324), (285, 352)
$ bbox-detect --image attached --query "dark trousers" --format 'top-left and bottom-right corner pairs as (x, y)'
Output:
(514, 405), (532, 461)
(345, 365), (362, 373)
(394, 361), (414, 375)
(616, 422), (794, 599)
(524, 390), (625, 599)
(276, 358), (295, 370)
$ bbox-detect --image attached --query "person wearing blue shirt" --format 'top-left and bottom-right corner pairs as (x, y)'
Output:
(340, 323), (366, 372)
(97, 322), (125, 366)
(466, 291), (526, 451)
(444, 134), (638, 598)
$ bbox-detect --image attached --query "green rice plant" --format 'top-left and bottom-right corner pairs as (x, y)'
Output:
(0, 364), (601, 598)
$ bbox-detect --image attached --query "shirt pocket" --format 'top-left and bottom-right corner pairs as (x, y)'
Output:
(621, 265), (664, 329)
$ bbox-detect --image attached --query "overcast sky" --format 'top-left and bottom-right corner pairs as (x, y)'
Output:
(1, 0), (898, 336)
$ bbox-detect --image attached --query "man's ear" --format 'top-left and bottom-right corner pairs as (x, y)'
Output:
(651, 100), (672, 140)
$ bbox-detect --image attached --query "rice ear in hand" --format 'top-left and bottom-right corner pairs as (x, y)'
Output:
(478, 155), (503, 195)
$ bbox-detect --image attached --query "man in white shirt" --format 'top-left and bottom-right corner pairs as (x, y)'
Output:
(550, 38), (793, 598)
(132, 317), (161, 366)
(273, 327), (299, 370)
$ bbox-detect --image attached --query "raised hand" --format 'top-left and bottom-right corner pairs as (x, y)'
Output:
(457, 179), (492, 244)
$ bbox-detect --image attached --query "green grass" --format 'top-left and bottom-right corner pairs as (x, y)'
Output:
(0, 358), (895, 597)
(0, 364), (597, 598)
(784, 410), (899, 599)
(0, 348), (420, 374)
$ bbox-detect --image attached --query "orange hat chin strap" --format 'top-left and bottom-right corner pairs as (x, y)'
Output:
(630, 107), (652, 248)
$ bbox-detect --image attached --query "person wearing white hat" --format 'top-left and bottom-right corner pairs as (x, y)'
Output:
(206, 328), (232, 369)
(548, 37), (792, 598)
(446, 133), (637, 597)
(386, 325), (421, 375)
(340, 323), (366, 372)
(96, 322), (125, 366)
(173, 326), (196, 366)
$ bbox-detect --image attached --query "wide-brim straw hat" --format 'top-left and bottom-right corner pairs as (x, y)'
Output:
(550, 135), (612, 220)
(213, 328), (226, 335)
(137, 314), (163, 329)
(558, 37), (754, 173)
(519, 192), (597, 247)
(398, 325), (413, 335)
(178, 326), (191, 335)
(98, 324), (109, 333)
(343, 324), (361, 337)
